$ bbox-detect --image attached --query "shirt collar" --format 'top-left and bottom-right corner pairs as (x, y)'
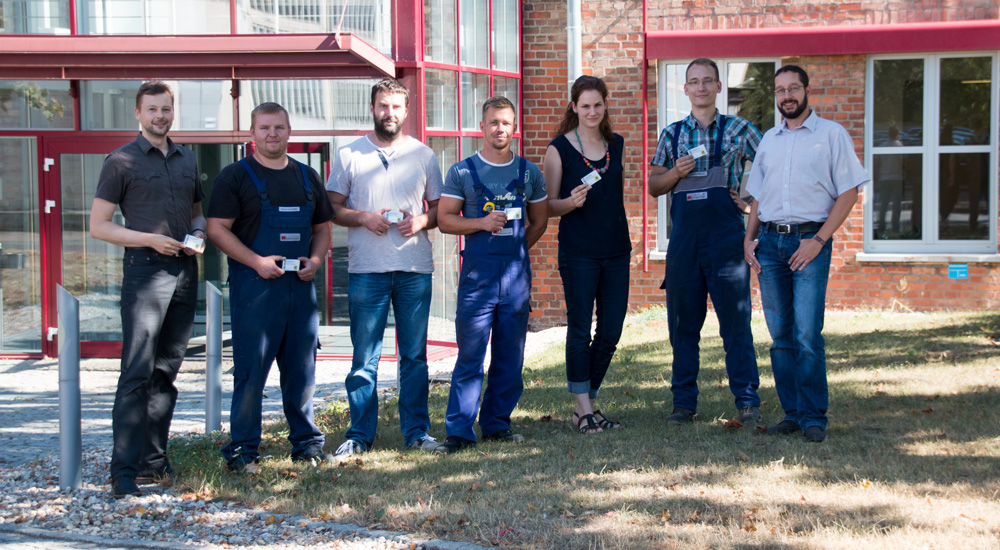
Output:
(682, 109), (722, 132)
(777, 109), (819, 134)
(136, 132), (178, 157)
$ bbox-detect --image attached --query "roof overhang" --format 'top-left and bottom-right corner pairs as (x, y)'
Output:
(646, 20), (1000, 59)
(0, 33), (395, 80)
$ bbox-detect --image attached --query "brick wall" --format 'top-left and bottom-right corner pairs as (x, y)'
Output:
(522, 0), (1000, 329)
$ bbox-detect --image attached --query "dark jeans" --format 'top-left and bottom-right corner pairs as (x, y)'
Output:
(558, 251), (630, 397)
(110, 249), (197, 481)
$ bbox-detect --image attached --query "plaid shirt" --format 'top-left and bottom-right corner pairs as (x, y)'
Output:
(651, 111), (762, 192)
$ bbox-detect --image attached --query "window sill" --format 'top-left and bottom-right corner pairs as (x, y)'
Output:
(855, 252), (1000, 263)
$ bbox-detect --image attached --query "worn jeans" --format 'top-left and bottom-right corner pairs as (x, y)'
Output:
(558, 251), (630, 397)
(344, 272), (433, 449)
(110, 249), (197, 481)
(755, 229), (832, 430)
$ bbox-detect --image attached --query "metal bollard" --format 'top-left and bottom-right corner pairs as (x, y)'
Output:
(57, 285), (82, 491)
(205, 282), (223, 433)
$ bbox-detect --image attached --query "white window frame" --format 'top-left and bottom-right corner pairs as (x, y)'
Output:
(653, 58), (779, 257)
(863, 52), (999, 255)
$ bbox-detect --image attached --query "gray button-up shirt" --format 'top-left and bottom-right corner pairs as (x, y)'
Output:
(95, 133), (203, 242)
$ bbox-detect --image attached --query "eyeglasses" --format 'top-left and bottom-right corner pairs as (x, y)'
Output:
(685, 78), (717, 88)
(774, 85), (804, 97)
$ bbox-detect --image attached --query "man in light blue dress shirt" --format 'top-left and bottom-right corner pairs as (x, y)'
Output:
(743, 65), (870, 443)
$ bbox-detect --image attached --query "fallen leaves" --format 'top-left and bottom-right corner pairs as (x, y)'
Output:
(721, 418), (744, 429)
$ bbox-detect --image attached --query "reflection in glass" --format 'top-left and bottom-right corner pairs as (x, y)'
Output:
(61, 153), (122, 341)
(1, 0), (70, 34)
(424, 0), (456, 64)
(459, 0), (488, 68)
(872, 151), (922, 240)
(77, 0), (230, 35)
(426, 136), (459, 339)
(460, 72), (490, 130)
(0, 138), (42, 351)
(726, 62), (774, 133)
(0, 80), (74, 130)
(493, 76), (519, 114)
(240, 79), (376, 131)
(492, 0), (518, 73)
(82, 80), (234, 131)
(426, 69), (457, 131)
(872, 58), (924, 146)
(238, 0), (391, 55)
(661, 63), (691, 127)
(939, 152), (990, 240)
(461, 136), (480, 160)
(939, 57), (991, 146)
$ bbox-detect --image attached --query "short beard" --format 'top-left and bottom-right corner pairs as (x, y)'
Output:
(373, 117), (401, 142)
(779, 96), (809, 120)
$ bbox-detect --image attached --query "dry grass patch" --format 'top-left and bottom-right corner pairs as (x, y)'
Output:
(171, 309), (1000, 549)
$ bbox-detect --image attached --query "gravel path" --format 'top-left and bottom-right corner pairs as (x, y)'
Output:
(0, 327), (567, 549)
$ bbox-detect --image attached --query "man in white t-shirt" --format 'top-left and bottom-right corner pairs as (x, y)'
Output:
(326, 79), (444, 456)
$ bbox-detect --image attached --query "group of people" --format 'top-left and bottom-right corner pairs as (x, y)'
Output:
(92, 59), (868, 499)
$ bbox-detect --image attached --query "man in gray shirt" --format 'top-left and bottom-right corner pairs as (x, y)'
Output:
(326, 78), (444, 456)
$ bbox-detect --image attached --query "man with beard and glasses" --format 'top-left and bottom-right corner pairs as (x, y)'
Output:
(435, 96), (548, 454)
(208, 102), (334, 471)
(91, 81), (205, 498)
(326, 78), (444, 456)
(743, 65), (869, 443)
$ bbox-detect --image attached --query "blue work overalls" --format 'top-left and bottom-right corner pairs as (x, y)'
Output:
(444, 157), (532, 441)
(221, 159), (325, 466)
(663, 116), (760, 411)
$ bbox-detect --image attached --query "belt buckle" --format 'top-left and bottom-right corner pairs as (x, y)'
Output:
(776, 223), (792, 234)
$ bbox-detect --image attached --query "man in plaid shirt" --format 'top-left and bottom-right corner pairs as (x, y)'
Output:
(649, 57), (764, 428)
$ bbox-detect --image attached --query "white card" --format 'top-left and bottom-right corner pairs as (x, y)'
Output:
(384, 210), (404, 223)
(183, 234), (205, 253)
(281, 259), (301, 272)
(581, 171), (601, 186)
(688, 144), (709, 159)
(504, 207), (522, 220)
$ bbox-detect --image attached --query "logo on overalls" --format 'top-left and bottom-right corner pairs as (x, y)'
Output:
(686, 191), (708, 201)
(280, 233), (301, 242)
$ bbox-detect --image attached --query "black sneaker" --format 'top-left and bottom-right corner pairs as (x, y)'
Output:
(804, 426), (826, 442)
(227, 457), (261, 473)
(293, 448), (335, 467)
(111, 476), (142, 499)
(482, 429), (526, 443)
(135, 463), (175, 485)
(666, 407), (696, 425)
(738, 406), (763, 425)
(434, 435), (477, 455)
(765, 419), (801, 435)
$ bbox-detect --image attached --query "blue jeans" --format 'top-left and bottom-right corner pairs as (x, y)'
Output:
(755, 229), (832, 430)
(558, 251), (630, 397)
(345, 272), (432, 449)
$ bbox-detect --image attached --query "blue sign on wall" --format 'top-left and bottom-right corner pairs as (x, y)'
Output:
(948, 264), (969, 279)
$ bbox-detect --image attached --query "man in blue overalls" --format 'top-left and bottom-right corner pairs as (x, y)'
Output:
(649, 58), (764, 427)
(436, 96), (549, 454)
(207, 102), (335, 471)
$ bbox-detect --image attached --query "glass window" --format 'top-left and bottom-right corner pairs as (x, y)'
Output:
(493, 76), (519, 116)
(0, 0), (70, 34)
(81, 80), (234, 131)
(459, 0), (488, 68)
(0, 80), (74, 130)
(240, 79), (376, 131)
(0, 137), (42, 352)
(424, 0), (456, 64)
(460, 72), (489, 130)
(865, 54), (997, 253)
(461, 136), (479, 159)
(426, 136), (459, 338)
(237, 0), (392, 56)
(426, 69), (458, 131)
(727, 61), (775, 134)
(492, 0), (518, 73)
(76, 0), (230, 35)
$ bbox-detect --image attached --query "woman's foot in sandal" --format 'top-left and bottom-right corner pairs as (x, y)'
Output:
(574, 412), (603, 434)
(593, 409), (621, 430)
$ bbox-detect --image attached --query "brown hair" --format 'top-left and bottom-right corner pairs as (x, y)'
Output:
(250, 102), (290, 128)
(685, 58), (720, 81)
(554, 75), (614, 143)
(135, 81), (173, 109)
(481, 95), (516, 118)
(370, 78), (409, 107)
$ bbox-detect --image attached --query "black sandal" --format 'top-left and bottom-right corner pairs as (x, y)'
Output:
(593, 409), (621, 430)
(574, 413), (602, 434)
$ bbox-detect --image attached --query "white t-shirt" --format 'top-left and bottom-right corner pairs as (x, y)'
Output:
(326, 135), (443, 273)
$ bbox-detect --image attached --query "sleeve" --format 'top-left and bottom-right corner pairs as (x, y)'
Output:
(325, 147), (351, 196)
(742, 120), (763, 163)
(831, 125), (871, 195)
(424, 150), (443, 201)
(744, 134), (769, 199)
(527, 163), (547, 202)
(441, 163), (466, 200)
(94, 153), (125, 204)
(308, 167), (335, 224)
(206, 164), (244, 220)
(650, 126), (675, 168)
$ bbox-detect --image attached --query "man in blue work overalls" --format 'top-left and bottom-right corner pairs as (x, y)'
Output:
(649, 58), (764, 427)
(435, 96), (549, 454)
(207, 102), (335, 471)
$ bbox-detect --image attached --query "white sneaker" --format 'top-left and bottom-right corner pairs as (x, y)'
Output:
(334, 439), (366, 457)
(408, 436), (444, 453)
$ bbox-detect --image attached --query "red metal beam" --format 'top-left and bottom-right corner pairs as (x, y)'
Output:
(646, 20), (1000, 59)
(0, 33), (395, 80)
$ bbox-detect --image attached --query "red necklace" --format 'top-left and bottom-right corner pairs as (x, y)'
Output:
(574, 127), (610, 175)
